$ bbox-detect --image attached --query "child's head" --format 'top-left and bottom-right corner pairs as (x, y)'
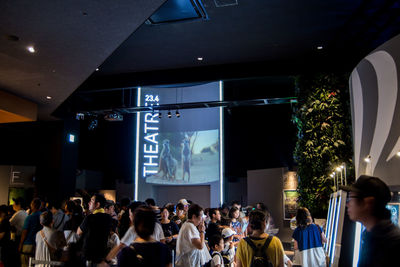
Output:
(229, 207), (240, 219)
(209, 234), (224, 252)
(221, 228), (236, 243)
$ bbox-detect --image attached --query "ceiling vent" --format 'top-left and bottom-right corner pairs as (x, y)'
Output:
(146, 0), (208, 25)
(214, 0), (238, 7)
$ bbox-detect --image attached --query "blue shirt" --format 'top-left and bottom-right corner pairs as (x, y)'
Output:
(22, 211), (42, 245)
(292, 224), (323, 251)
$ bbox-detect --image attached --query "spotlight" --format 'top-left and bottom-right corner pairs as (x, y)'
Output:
(76, 113), (85, 120)
(340, 165), (344, 169)
(364, 155), (371, 163)
(158, 112), (162, 119)
(397, 151), (400, 157)
(88, 119), (98, 130)
(176, 110), (180, 118)
(336, 167), (342, 171)
(168, 110), (172, 118)
(330, 173), (334, 177)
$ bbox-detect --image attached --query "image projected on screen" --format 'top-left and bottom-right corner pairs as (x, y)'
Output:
(145, 130), (219, 184)
(136, 82), (222, 187)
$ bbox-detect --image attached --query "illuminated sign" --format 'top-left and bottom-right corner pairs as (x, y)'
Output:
(142, 94), (160, 177)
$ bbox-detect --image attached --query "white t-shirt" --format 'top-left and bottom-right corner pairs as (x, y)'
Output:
(175, 222), (211, 267)
(120, 223), (165, 245)
(211, 252), (223, 267)
(35, 226), (66, 267)
(9, 210), (28, 236)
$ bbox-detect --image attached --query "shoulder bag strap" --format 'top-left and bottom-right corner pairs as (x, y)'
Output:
(261, 235), (273, 250)
(244, 237), (257, 250)
(53, 213), (65, 230)
(40, 230), (56, 253)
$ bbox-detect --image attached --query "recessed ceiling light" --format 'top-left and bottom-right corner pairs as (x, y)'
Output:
(27, 46), (35, 53)
(46, 96), (52, 100)
(317, 46), (323, 50)
(95, 68), (99, 71)
(197, 57), (203, 61)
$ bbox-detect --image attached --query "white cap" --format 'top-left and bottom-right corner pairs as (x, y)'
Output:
(179, 199), (189, 205)
(221, 228), (236, 238)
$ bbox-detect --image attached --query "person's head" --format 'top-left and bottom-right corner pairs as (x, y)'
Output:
(12, 197), (25, 211)
(256, 202), (267, 212)
(104, 200), (115, 214)
(48, 200), (61, 214)
(30, 198), (42, 212)
(221, 228), (236, 243)
(128, 201), (145, 222)
(179, 199), (189, 212)
(229, 207), (240, 220)
(209, 235), (224, 252)
(89, 193), (106, 212)
(160, 207), (169, 220)
(249, 209), (269, 232)
(134, 206), (156, 240)
(165, 203), (175, 215)
(342, 175), (391, 222)
(188, 203), (204, 226)
(120, 197), (131, 210)
(176, 203), (185, 215)
(65, 200), (76, 215)
(145, 198), (156, 207)
(296, 207), (312, 228)
(209, 208), (221, 222)
(231, 200), (241, 210)
(0, 205), (8, 221)
(40, 211), (53, 227)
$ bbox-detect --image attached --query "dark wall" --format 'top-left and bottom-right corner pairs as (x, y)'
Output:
(0, 120), (79, 203)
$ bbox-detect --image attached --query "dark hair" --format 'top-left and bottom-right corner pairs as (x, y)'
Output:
(231, 200), (240, 206)
(229, 207), (239, 219)
(176, 203), (184, 211)
(256, 202), (267, 212)
(93, 193), (106, 208)
(165, 203), (175, 215)
(129, 201), (146, 215)
(73, 199), (82, 206)
(40, 211), (53, 227)
(249, 210), (269, 231)
(296, 207), (312, 228)
(209, 208), (219, 217)
(145, 198), (156, 207)
(160, 207), (169, 213)
(65, 200), (76, 213)
(188, 204), (203, 219)
(208, 234), (223, 249)
(120, 197), (131, 208)
(48, 200), (61, 210)
(0, 205), (8, 216)
(31, 198), (42, 210)
(105, 200), (115, 209)
(134, 206), (156, 239)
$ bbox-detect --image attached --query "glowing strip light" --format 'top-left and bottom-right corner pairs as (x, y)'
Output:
(219, 81), (224, 206)
(324, 196), (334, 251)
(134, 87), (141, 201)
(352, 222), (362, 267)
(331, 194), (342, 265)
(328, 195), (338, 261)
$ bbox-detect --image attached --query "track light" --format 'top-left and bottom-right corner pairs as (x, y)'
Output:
(168, 110), (172, 118)
(336, 167), (342, 171)
(397, 151), (400, 157)
(176, 110), (180, 118)
(364, 155), (371, 163)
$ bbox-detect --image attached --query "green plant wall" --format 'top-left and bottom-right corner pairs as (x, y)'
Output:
(293, 74), (354, 218)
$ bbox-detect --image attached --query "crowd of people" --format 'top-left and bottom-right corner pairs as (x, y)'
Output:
(1, 174), (398, 267)
(0, 195), (295, 267)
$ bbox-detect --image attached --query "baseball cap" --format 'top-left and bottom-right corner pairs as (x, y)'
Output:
(221, 228), (236, 238)
(179, 199), (189, 206)
(340, 175), (391, 204)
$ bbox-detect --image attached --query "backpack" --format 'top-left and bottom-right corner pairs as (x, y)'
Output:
(221, 250), (233, 266)
(127, 243), (146, 266)
(205, 251), (224, 267)
(244, 236), (273, 267)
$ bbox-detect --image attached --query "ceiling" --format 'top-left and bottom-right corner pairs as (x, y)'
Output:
(1, 0), (400, 120)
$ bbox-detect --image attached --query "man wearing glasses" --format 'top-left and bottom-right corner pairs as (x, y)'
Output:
(341, 175), (400, 267)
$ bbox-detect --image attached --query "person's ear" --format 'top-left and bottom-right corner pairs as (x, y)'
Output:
(363, 196), (375, 210)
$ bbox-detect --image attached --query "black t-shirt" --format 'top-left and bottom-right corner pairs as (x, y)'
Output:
(79, 212), (113, 263)
(118, 242), (172, 267)
(161, 221), (179, 237)
(206, 222), (221, 240)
